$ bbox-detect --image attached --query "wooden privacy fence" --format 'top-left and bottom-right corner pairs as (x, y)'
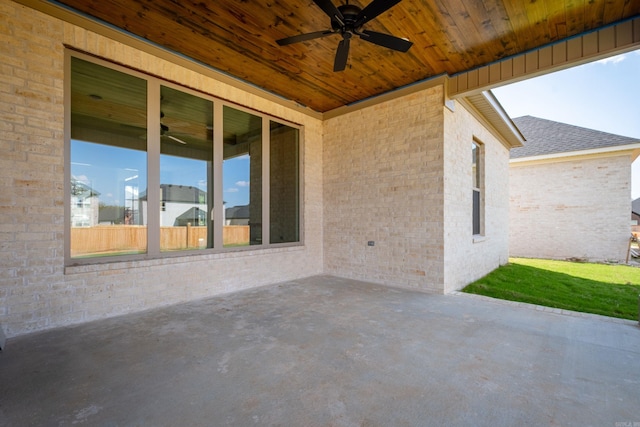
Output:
(71, 226), (147, 256)
(222, 226), (250, 247)
(70, 225), (250, 256)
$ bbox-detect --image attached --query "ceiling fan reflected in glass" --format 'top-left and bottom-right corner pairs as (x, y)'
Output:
(160, 111), (188, 145)
(276, 0), (413, 72)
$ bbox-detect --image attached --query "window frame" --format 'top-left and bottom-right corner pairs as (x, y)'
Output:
(64, 50), (304, 266)
(471, 139), (484, 236)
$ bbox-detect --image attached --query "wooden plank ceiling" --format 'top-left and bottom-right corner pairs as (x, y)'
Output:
(56, 0), (640, 113)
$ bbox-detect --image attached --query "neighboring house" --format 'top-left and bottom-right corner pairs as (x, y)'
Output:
(70, 178), (100, 227)
(98, 205), (126, 225)
(159, 184), (207, 227)
(140, 184), (208, 227)
(175, 207), (207, 227)
(632, 198), (640, 236)
(225, 205), (249, 226)
(509, 116), (640, 262)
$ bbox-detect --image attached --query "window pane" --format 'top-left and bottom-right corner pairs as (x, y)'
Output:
(473, 189), (481, 235)
(70, 58), (147, 258)
(270, 121), (300, 244)
(159, 86), (214, 252)
(472, 142), (479, 189)
(223, 106), (262, 247)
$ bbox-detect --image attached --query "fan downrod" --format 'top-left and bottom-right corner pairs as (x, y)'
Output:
(331, 4), (362, 37)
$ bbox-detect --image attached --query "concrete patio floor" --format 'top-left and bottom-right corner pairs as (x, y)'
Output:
(1, 275), (639, 426)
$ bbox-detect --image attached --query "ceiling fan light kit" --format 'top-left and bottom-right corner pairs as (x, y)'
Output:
(276, 0), (413, 72)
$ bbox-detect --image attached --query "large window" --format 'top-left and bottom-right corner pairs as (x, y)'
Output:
(69, 57), (148, 258)
(67, 54), (302, 263)
(159, 86), (214, 252)
(270, 121), (300, 244)
(223, 106), (262, 247)
(472, 140), (483, 236)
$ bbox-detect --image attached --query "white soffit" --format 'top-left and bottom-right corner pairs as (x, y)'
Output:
(461, 91), (525, 149)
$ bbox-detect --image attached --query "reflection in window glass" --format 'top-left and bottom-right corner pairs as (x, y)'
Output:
(472, 141), (482, 235)
(223, 106), (262, 247)
(472, 142), (479, 190)
(70, 57), (147, 258)
(159, 86), (213, 251)
(68, 55), (303, 263)
(270, 121), (300, 244)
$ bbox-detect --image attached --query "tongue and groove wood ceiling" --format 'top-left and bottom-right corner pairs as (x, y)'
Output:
(55, 0), (640, 113)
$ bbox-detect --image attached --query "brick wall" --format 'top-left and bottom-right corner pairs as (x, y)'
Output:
(0, 0), (323, 337)
(323, 87), (446, 292)
(509, 154), (633, 261)
(443, 101), (511, 292)
(323, 88), (511, 293)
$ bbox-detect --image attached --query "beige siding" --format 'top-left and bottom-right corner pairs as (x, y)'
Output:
(509, 155), (632, 261)
(0, 1), (323, 337)
(443, 101), (511, 292)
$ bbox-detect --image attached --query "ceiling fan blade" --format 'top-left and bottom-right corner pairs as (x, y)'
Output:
(276, 30), (335, 46)
(359, 30), (413, 52)
(355, 0), (402, 27)
(165, 134), (187, 145)
(334, 38), (350, 72)
(312, 0), (344, 22)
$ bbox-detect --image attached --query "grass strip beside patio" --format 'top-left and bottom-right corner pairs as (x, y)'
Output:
(462, 258), (640, 320)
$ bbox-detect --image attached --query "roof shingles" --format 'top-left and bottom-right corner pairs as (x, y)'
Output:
(633, 198), (640, 216)
(510, 116), (639, 159)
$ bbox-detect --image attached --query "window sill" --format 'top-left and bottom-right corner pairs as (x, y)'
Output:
(64, 244), (305, 275)
(472, 235), (487, 243)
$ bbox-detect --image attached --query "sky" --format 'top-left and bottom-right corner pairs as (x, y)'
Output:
(72, 141), (250, 211)
(492, 49), (640, 200)
(223, 155), (250, 208)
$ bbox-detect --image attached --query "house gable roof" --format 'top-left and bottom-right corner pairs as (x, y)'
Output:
(141, 184), (207, 203)
(226, 205), (249, 220)
(510, 116), (639, 159)
(633, 198), (640, 216)
(160, 185), (207, 203)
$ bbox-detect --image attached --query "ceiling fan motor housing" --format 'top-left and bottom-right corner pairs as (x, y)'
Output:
(276, 0), (411, 72)
(332, 4), (363, 36)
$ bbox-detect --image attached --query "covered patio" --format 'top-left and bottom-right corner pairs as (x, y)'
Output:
(1, 276), (638, 426)
(2, 2), (640, 424)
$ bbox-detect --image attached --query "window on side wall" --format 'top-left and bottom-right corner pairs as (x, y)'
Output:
(67, 53), (302, 264)
(472, 140), (484, 236)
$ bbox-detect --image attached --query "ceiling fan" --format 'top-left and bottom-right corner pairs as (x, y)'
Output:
(129, 112), (190, 145)
(160, 112), (189, 145)
(276, 0), (413, 72)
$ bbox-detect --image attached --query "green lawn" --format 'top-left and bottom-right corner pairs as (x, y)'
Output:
(462, 258), (640, 320)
